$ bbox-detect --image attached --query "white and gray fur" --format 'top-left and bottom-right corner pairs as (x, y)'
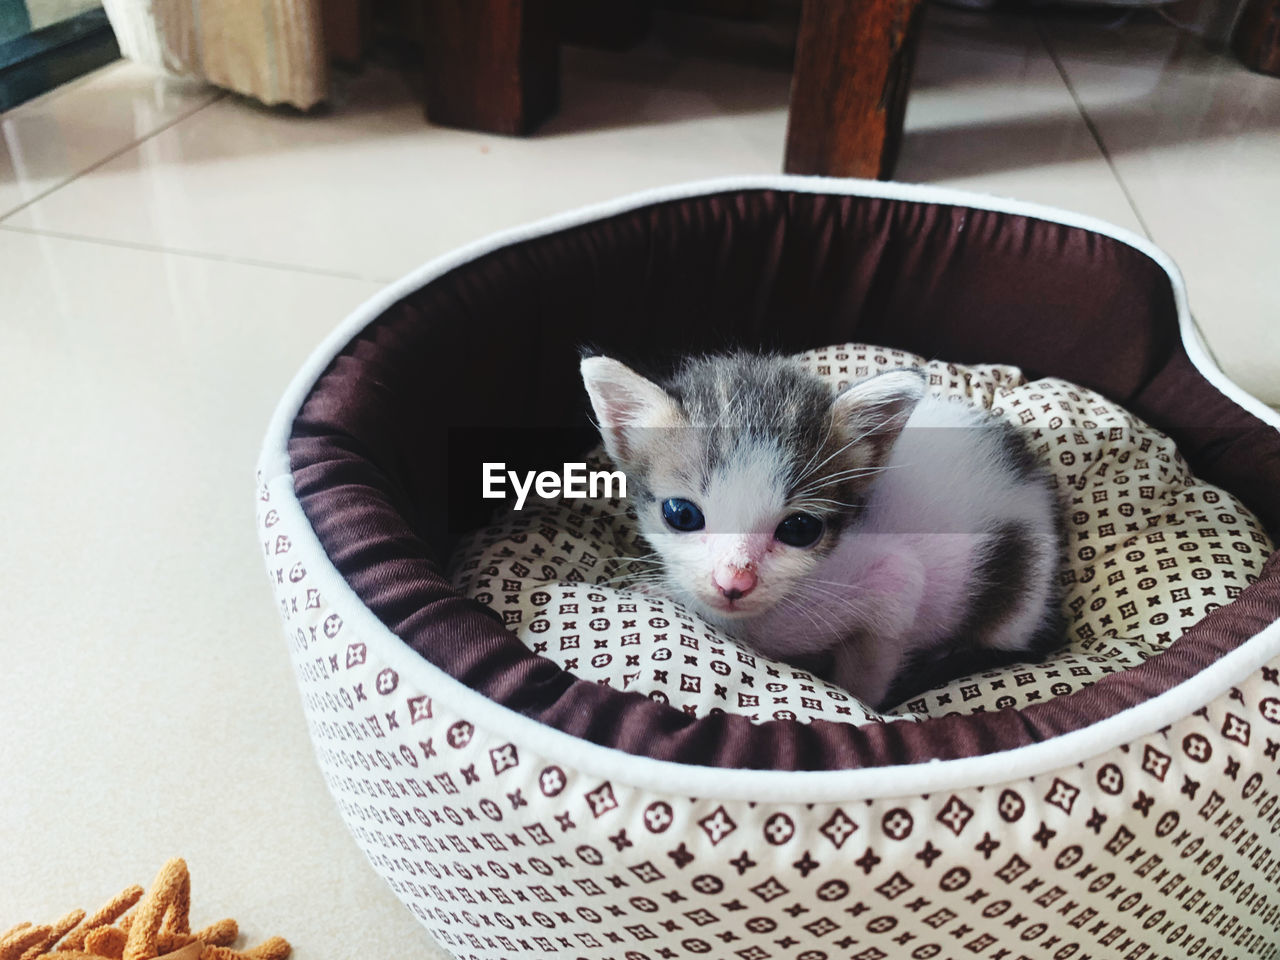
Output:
(580, 351), (1064, 710)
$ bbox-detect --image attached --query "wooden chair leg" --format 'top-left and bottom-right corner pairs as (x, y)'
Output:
(422, 0), (560, 135)
(658, 0), (769, 17)
(784, 0), (925, 180)
(321, 0), (371, 65)
(556, 0), (651, 50)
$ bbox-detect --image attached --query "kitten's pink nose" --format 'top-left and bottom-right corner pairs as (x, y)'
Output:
(713, 567), (757, 601)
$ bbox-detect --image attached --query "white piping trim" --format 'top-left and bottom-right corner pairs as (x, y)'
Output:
(260, 175), (1280, 803)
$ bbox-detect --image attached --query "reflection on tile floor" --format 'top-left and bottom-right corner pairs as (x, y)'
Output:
(898, 8), (1143, 230)
(0, 61), (217, 217)
(1041, 13), (1280, 404)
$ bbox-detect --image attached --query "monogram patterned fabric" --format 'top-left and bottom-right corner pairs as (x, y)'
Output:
(259, 470), (1280, 960)
(448, 345), (1273, 725)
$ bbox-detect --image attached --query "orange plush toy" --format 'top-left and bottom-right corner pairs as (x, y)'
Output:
(0, 859), (290, 960)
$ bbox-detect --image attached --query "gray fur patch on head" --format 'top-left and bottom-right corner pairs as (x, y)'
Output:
(582, 351), (926, 542)
(664, 353), (834, 484)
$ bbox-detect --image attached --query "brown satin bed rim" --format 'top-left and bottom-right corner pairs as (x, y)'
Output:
(270, 177), (1280, 773)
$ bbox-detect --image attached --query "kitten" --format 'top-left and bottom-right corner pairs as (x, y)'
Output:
(579, 350), (1064, 710)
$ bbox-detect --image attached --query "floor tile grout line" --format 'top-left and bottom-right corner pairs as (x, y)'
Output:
(0, 222), (393, 284)
(1034, 17), (1155, 242)
(1034, 17), (1226, 369)
(0, 88), (229, 225)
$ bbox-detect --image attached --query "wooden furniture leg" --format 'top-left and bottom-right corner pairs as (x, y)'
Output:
(1232, 0), (1280, 75)
(557, 0), (651, 50)
(784, 0), (926, 180)
(659, 0), (769, 17)
(422, 0), (559, 135)
(321, 0), (371, 65)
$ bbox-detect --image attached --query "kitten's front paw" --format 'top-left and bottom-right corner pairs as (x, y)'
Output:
(831, 640), (900, 713)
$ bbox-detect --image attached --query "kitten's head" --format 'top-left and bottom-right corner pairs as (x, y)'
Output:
(580, 352), (925, 649)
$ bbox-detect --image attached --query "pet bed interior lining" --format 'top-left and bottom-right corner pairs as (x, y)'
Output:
(447, 343), (1273, 727)
(283, 183), (1280, 772)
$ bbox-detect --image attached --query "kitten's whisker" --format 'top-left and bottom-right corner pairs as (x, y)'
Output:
(792, 410), (838, 488)
(792, 497), (862, 511)
(779, 592), (839, 628)
(775, 596), (831, 640)
(599, 568), (669, 588)
(790, 584), (869, 621)
(600, 574), (655, 586)
(793, 430), (870, 488)
(610, 567), (665, 581)
(794, 574), (873, 592)
(791, 463), (901, 499)
(790, 575), (875, 610)
(785, 577), (858, 609)
(611, 565), (667, 578)
(803, 462), (899, 485)
(799, 459), (899, 485)
(794, 413), (905, 487)
(777, 594), (851, 643)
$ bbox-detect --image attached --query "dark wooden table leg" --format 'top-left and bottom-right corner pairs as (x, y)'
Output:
(784, 0), (925, 180)
(659, 0), (769, 17)
(1232, 0), (1280, 75)
(557, 0), (651, 50)
(422, 0), (560, 135)
(321, 0), (371, 65)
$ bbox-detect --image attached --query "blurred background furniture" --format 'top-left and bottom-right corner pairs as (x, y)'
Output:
(87, 0), (1270, 176)
(103, 0), (328, 108)
(1231, 0), (1280, 74)
(414, 0), (925, 179)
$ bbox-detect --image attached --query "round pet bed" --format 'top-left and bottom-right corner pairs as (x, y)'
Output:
(258, 177), (1280, 960)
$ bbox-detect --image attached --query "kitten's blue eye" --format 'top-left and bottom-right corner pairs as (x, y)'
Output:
(775, 513), (823, 547)
(662, 498), (705, 532)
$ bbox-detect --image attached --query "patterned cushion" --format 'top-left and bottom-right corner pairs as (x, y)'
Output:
(449, 344), (1273, 722)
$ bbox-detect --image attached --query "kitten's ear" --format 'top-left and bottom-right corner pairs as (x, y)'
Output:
(580, 356), (683, 464)
(831, 369), (927, 457)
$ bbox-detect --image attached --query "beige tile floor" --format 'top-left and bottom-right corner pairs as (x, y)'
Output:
(2, 8), (1276, 959)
